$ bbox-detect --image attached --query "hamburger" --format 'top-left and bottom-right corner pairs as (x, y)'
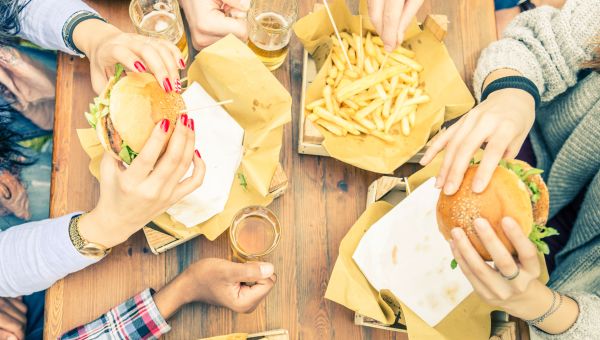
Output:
(437, 160), (558, 261)
(84, 64), (185, 164)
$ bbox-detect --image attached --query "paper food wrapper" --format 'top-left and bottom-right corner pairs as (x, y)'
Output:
(165, 82), (244, 227)
(77, 35), (291, 241)
(293, 0), (474, 174)
(325, 151), (550, 339)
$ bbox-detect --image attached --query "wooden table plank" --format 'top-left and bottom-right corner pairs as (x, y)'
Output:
(45, 1), (496, 339)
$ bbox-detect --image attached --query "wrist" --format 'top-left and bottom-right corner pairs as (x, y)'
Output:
(78, 209), (129, 248)
(153, 274), (191, 320)
(72, 19), (120, 57)
(503, 281), (553, 320)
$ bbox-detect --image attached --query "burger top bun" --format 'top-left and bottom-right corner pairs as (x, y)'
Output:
(109, 73), (184, 153)
(436, 165), (534, 261)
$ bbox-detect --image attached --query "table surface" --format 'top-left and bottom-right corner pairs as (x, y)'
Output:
(44, 0), (497, 338)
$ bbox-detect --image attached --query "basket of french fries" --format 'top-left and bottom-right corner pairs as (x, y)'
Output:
(294, 0), (475, 174)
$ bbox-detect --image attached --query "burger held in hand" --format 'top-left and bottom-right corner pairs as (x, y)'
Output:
(437, 160), (558, 261)
(85, 64), (185, 164)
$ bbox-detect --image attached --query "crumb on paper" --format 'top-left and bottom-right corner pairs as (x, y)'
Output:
(238, 172), (248, 191)
(391, 245), (398, 265)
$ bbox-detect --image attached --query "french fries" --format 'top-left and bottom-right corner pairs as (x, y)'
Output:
(307, 30), (429, 143)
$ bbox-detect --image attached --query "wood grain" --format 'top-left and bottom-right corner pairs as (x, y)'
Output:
(45, 1), (496, 339)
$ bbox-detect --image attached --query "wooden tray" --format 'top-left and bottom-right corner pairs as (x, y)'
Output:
(357, 177), (523, 339)
(143, 164), (288, 254)
(298, 15), (451, 162)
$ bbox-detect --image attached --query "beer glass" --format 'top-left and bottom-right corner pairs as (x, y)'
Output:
(247, 0), (298, 71)
(129, 0), (189, 63)
(229, 206), (281, 263)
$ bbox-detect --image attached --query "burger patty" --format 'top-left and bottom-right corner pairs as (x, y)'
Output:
(105, 117), (123, 155)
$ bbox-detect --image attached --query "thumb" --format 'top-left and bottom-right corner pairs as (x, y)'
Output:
(226, 262), (274, 282)
(223, 0), (251, 11)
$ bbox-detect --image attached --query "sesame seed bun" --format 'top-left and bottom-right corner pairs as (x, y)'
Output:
(436, 161), (548, 261)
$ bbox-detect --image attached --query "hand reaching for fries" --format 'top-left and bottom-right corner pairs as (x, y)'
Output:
(305, 31), (429, 143)
(367, 0), (425, 51)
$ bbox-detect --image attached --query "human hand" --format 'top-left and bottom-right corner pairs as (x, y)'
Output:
(420, 88), (535, 195)
(367, 0), (424, 51)
(78, 115), (205, 248)
(72, 20), (185, 94)
(153, 258), (276, 319)
(0, 297), (26, 340)
(180, 0), (249, 50)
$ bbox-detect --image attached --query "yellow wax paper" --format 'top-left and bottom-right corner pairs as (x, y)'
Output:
(293, 0), (474, 174)
(325, 150), (549, 339)
(77, 35), (291, 241)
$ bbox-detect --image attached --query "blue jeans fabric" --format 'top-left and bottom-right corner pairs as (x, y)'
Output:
(23, 290), (44, 340)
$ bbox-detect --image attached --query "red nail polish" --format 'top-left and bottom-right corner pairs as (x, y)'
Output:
(134, 61), (146, 72)
(187, 118), (194, 131)
(175, 79), (182, 93)
(180, 114), (188, 125)
(163, 78), (173, 92)
(179, 59), (186, 69)
(160, 119), (170, 132)
(195, 149), (201, 158)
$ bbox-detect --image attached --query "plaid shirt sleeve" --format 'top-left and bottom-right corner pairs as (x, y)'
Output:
(60, 288), (171, 340)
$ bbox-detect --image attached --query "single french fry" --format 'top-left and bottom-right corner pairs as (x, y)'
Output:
(328, 65), (338, 79)
(334, 69), (344, 87)
(338, 78), (352, 89)
(390, 52), (423, 71)
(343, 99), (359, 110)
(315, 119), (345, 136)
(323, 85), (335, 114)
(314, 106), (360, 134)
(372, 36), (384, 47)
(391, 87), (409, 119)
(399, 95), (430, 107)
(345, 68), (359, 79)
(307, 113), (319, 121)
(348, 48), (356, 64)
(350, 120), (370, 134)
(386, 104), (414, 133)
(394, 45), (416, 58)
(374, 106), (385, 131)
(355, 99), (384, 119)
(306, 98), (325, 111)
(365, 31), (376, 57)
(335, 65), (404, 102)
(401, 116), (411, 136)
(339, 107), (353, 120)
(354, 33), (364, 70)
(331, 52), (346, 72)
(408, 110), (416, 127)
(371, 130), (395, 143)
(355, 117), (377, 130)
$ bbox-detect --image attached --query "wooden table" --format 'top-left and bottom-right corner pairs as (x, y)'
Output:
(45, 1), (496, 338)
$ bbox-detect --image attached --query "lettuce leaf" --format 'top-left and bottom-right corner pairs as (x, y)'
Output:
(114, 63), (125, 81)
(118, 142), (139, 165)
(529, 224), (559, 255)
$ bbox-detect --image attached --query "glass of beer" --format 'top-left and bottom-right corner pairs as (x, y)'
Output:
(129, 0), (189, 63)
(229, 206), (281, 263)
(247, 0), (298, 71)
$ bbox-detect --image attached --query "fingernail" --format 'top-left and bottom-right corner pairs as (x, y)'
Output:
(419, 156), (428, 166)
(474, 218), (488, 232)
(451, 228), (463, 240)
(175, 79), (182, 93)
(444, 182), (457, 195)
(472, 178), (485, 193)
(160, 119), (170, 132)
(502, 217), (516, 230)
(187, 118), (194, 130)
(179, 58), (186, 69)
(260, 263), (274, 277)
(163, 78), (173, 92)
(384, 44), (394, 52)
(180, 114), (188, 125)
(134, 61), (146, 72)
(190, 119), (195, 131)
(195, 149), (201, 158)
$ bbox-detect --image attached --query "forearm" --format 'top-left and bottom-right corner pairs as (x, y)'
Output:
(0, 214), (97, 297)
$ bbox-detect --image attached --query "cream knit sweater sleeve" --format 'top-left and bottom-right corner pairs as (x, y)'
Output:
(472, 0), (600, 102)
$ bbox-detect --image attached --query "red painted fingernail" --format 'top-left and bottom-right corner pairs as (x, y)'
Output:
(195, 149), (201, 158)
(180, 114), (188, 125)
(163, 78), (173, 92)
(175, 79), (182, 93)
(179, 59), (186, 69)
(160, 119), (170, 132)
(188, 118), (195, 131)
(134, 61), (146, 72)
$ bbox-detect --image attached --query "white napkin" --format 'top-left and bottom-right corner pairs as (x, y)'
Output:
(353, 177), (473, 327)
(166, 82), (244, 227)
